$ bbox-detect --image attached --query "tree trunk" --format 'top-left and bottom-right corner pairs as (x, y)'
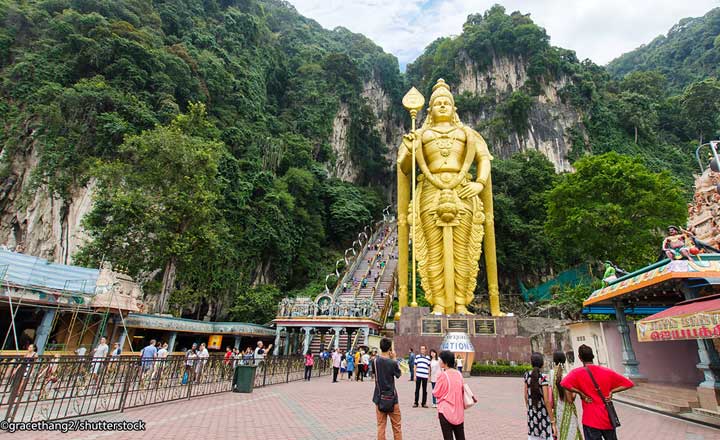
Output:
(159, 256), (178, 314)
(634, 125), (638, 144)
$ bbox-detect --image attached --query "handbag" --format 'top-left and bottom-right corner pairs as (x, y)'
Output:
(374, 359), (396, 413)
(463, 382), (477, 409)
(584, 366), (621, 428)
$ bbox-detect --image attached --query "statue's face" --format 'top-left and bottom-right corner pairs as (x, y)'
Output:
(430, 96), (454, 122)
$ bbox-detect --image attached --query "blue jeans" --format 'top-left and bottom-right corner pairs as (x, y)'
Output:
(431, 381), (436, 404)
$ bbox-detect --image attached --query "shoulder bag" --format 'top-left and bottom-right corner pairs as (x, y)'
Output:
(584, 366), (621, 428)
(374, 359), (396, 413)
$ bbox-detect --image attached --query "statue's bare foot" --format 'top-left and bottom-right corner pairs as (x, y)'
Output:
(432, 306), (444, 315)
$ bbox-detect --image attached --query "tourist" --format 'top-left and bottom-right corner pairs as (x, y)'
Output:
(332, 348), (342, 382)
(140, 339), (158, 376)
(304, 350), (314, 381)
(232, 347), (241, 368)
(456, 355), (463, 374)
(154, 342), (169, 381)
(346, 349), (355, 380)
(341, 355), (347, 379)
(408, 348), (415, 381)
(524, 352), (554, 440)
(429, 349), (440, 408)
(413, 345), (431, 408)
(254, 341), (272, 365)
(355, 350), (363, 381)
(242, 347), (253, 365)
(433, 350), (467, 440)
(9, 344), (37, 409)
(76, 346), (87, 357)
(90, 336), (109, 384)
(38, 354), (60, 398)
(196, 342), (209, 381)
(550, 351), (582, 440)
(561, 345), (634, 440)
(373, 337), (402, 440)
(224, 346), (233, 365)
(362, 349), (371, 378)
(184, 343), (198, 384)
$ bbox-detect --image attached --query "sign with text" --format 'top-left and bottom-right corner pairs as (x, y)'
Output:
(440, 332), (475, 352)
(637, 312), (720, 342)
(421, 319), (443, 335)
(447, 319), (469, 332)
(474, 319), (497, 335)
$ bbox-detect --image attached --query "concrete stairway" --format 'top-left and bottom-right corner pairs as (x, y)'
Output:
(615, 382), (700, 413)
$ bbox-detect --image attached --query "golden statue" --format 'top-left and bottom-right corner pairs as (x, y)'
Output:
(397, 79), (501, 316)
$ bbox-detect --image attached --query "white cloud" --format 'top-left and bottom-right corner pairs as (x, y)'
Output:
(287, 0), (719, 69)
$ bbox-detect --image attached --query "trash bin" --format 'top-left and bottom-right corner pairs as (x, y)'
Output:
(233, 365), (257, 393)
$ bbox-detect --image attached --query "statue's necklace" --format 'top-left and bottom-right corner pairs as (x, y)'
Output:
(434, 130), (457, 158)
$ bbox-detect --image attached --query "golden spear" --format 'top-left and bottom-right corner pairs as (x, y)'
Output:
(402, 87), (425, 308)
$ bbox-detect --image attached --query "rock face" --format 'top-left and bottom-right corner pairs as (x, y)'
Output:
(455, 53), (583, 172)
(328, 77), (405, 183)
(0, 141), (95, 264)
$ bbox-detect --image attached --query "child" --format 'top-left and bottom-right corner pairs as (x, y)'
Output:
(340, 357), (347, 380)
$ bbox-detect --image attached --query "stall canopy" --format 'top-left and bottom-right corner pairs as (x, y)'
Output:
(636, 294), (720, 342)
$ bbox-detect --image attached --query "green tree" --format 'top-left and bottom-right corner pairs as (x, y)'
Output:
(545, 152), (687, 270)
(615, 91), (657, 144)
(681, 78), (720, 143)
(230, 284), (284, 324)
(76, 104), (223, 313)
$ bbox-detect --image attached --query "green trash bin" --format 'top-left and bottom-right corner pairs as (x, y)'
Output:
(233, 364), (257, 393)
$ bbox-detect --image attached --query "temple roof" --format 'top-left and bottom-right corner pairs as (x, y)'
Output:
(124, 313), (275, 336)
(584, 255), (720, 307)
(0, 250), (98, 295)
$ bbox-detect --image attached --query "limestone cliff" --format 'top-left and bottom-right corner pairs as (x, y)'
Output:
(0, 140), (95, 264)
(455, 53), (583, 172)
(328, 77), (404, 183)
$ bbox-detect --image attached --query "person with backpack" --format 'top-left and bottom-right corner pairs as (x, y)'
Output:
(561, 345), (634, 440)
(373, 338), (402, 440)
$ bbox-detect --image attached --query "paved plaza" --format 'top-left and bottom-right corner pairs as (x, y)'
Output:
(7, 375), (720, 440)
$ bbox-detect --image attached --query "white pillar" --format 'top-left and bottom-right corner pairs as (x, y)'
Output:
(273, 327), (285, 355)
(302, 327), (314, 355)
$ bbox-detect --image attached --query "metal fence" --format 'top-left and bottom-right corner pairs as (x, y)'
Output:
(0, 355), (330, 422)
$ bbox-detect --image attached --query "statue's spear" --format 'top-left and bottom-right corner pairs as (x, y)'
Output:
(402, 87), (425, 308)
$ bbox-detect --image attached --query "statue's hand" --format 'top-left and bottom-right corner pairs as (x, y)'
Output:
(403, 133), (418, 151)
(458, 181), (484, 199)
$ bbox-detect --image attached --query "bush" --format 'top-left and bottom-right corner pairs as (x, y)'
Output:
(471, 362), (531, 376)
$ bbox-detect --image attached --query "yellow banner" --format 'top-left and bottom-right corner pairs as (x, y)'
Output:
(208, 334), (223, 350)
(636, 312), (720, 342)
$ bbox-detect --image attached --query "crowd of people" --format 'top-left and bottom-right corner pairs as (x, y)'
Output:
(358, 340), (635, 440)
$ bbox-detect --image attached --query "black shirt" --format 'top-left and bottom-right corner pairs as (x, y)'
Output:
(372, 355), (402, 405)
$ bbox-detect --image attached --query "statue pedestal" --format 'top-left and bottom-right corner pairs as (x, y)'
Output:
(393, 307), (531, 365)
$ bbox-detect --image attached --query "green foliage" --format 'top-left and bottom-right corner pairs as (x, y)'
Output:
(230, 284), (284, 325)
(607, 8), (720, 91)
(0, 0), (402, 322)
(549, 280), (603, 320)
(681, 78), (720, 143)
(471, 362), (531, 376)
(545, 152), (687, 270)
(492, 151), (559, 280)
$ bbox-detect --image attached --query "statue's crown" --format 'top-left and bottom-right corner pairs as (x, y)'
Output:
(430, 78), (454, 104)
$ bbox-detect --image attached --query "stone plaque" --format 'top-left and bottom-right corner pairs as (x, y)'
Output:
(421, 319), (443, 335)
(474, 319), (496, 335)
(447, 319), (469, 332)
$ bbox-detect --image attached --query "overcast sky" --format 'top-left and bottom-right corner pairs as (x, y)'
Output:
(288, 0), (719, 70)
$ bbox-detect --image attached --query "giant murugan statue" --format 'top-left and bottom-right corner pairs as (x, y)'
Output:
(397, 79), (501, 316)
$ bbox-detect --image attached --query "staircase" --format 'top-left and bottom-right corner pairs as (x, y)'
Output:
(615, 382), (700, 414)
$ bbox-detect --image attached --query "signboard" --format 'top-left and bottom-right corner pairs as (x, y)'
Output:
(422, 319), (443, 335)
(637, 312), (720, 342)
(474, 319), (496, 335)
(208, 334), (223, 350)
(440, 332), (475, 352)
(447, 319), (469, 332)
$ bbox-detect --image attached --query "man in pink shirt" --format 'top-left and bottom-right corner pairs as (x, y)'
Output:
(561, 345), (634, 440)
(331, 348), (342, 383)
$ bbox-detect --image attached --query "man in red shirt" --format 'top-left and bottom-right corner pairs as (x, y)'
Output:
(561, 345), (634, 440)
